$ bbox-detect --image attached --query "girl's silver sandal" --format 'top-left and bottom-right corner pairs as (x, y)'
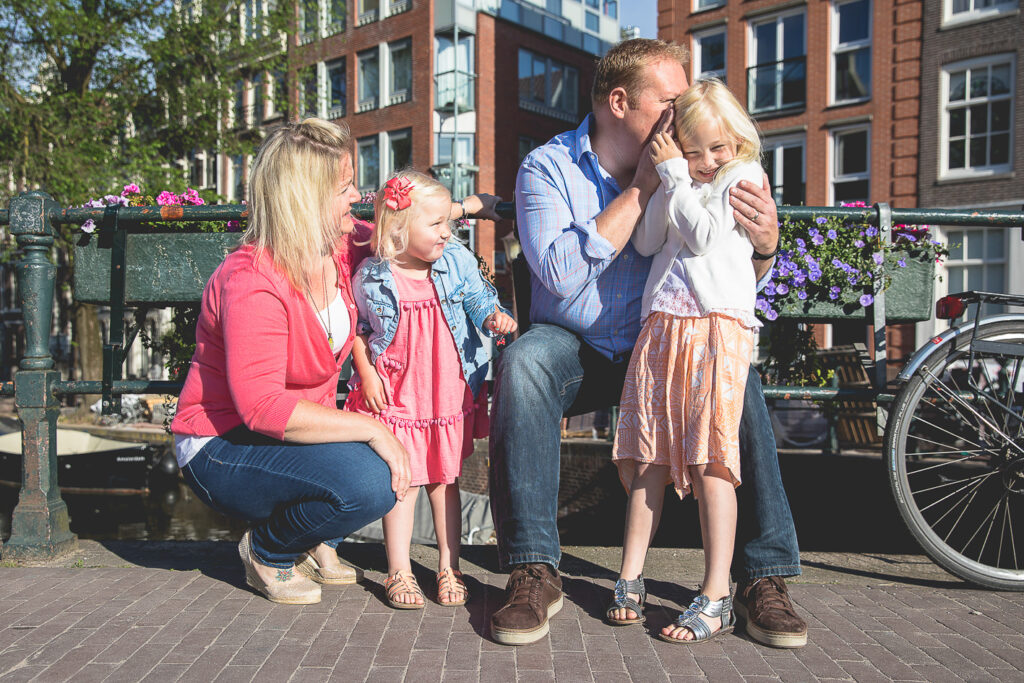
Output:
(606, 575), (646, 625)
(658, 593), (735, 644)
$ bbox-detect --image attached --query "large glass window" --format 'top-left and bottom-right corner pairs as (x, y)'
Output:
(358, 48), (379, 111)
(232, 154), (245, 202)
(517, 48), (579, 120)
(359, 0), (379, 25)
(942, 55), (1014, 176)
(300, 67), (318, 118)
(694, 28), (726, 82)
(831, 127), (870, 204)
(749, 11), (806, 114)
(833, 0), (871, 103)
(585, 11), (599, 32)
(251, 72), (264, 123)
(945, 0), (1018, 23)
(389, 39), (412, 105)
(695, 0), (725, 8)
(762, 137), (805, 206)
(327, 59), (346, 118)
(357, 136), (380, 191)
(944, 228), (1007, 316)
(604, 1), (617, 18)
(328, 0), (346, 33)
(389, 128), (412, 172)
(435, 34), (474, 111)
(300, 0), (319, 40)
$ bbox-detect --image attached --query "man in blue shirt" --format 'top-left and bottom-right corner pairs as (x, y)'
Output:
(489, 39), (805, 649)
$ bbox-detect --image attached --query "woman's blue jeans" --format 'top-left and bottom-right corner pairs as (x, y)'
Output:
(489, 323), (801, 581)
(182, 427), (396, 568)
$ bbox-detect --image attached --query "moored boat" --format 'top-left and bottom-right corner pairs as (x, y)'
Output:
(0, 429), (170, 494)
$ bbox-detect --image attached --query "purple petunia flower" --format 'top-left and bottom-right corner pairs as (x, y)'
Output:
(765, 308), (779, 321)
(898, 258), (907, 267)
(872, 252), (884, 265)
(832, 258), (843, 268)
(827, 229), (837, 240)
(866, 226), (878, 237)
(795, 238), (806, 248)
(829, 286), (841, 300)
(797, 290), (808, 300)
(81, 219), (96, 233)
(812, 234), (825, 245)
(776, 283), (789, 295)
(854, 239), (865, 248)
(808, 228), (819, 237)
(756, 296), (769, 312)
(860, 294), (874, 307)
(815, 217), (828, 225)
(765, 283), (777, 296)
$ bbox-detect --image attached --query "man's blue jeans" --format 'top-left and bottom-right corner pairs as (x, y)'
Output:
(182, 427), (396, 568)
(489, 323), (800, 580)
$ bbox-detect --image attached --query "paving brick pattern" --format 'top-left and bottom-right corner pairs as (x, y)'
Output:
(2, 554), (1023, 682)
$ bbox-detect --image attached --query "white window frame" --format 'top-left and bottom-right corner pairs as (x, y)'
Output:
(941, 227), (1008, 316)
(830, 0), (872, 105)
(299, 0), (320, 44)
(358, 0), (379, 25)
(388, 38), (412, 106)
(388, 128), (412, 173)
(694, 0), (726, 10)
(829, 125), (871, 205)
(326, 58), (346, 119)
(299, 64), (323, 118)
(747, 8), (807, 113)
(357, 134), (381, 192)
(762, 134), (806, 206)
(357, 47), (379, 112)
(357, 129), (413, 191)
(692, 26), (727, 82)
(327, 0), (346, 35)
(939, 54), (1015, 180)
(942, 0), (1018, 27)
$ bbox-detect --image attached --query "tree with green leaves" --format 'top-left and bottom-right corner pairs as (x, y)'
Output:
(0, 0), (290, 393)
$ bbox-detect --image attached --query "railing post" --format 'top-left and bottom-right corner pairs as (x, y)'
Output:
(872, 202), (892, 391)
(2, 191), (77, 561)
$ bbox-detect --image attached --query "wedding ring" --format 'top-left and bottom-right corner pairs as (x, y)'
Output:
(751, 210), (759, 222)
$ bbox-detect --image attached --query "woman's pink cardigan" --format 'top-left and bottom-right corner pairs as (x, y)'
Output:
(171, 226), (372, 441)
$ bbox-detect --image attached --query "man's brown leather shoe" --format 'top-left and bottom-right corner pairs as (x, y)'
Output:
(734, 576), (807, 648)
(490, 563), (563, 645)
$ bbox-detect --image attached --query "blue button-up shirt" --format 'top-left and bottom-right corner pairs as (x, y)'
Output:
(515, 115), (652, 360)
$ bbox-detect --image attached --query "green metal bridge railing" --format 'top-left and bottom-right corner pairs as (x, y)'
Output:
(0, 190), (1021, 560)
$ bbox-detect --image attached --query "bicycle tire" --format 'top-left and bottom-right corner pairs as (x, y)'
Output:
(884, 319), (1024, 590)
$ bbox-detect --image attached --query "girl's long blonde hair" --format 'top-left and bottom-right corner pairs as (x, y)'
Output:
(673, 78), (762, 185)
(372, 170), (452, 262)
(244, 118), (352, 292)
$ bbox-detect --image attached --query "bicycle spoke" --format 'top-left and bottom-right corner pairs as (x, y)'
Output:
(976, 494), (1004, 565)
(1007, 500), (1019, 571)
(932, 474), (987, 531)
(960, 494), (1003, 561)
(907, 407), (986, 452)
(917, 470), (996, 511)
(906, 450), (990, 473)
(923, 370), (1024, 458)
(971, 358), (1004, 431)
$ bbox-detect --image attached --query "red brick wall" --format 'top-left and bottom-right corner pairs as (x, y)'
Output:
(477, 12), (597, 299)
(291, 1), (434, 183)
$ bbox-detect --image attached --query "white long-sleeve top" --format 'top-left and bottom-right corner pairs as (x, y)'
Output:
(632, 157), (763, 322)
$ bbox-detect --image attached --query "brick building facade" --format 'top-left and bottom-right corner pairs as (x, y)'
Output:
(914, 0), (1023, 341)
(657, 0), (927, 356)
(205, 0), (615, 306)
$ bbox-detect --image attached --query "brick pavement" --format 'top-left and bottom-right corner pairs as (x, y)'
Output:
(1, 544), (1023, 682)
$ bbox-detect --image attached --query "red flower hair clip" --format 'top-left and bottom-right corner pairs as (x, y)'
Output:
(383, 177), (414, 211)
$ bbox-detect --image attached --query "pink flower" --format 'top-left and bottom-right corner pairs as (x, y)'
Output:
(181, 188), (205, 206)
(156, 191), (181, 206)
(121, 183), (140, 197)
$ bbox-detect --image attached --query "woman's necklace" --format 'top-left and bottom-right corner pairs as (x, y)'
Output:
(307, 262), (334, 348)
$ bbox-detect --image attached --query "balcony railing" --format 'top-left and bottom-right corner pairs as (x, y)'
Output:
(747, 56), (806, 116)
(435, 70), (475, 113)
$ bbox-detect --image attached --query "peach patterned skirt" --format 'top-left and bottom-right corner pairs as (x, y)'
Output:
(612, 312), (755, 499)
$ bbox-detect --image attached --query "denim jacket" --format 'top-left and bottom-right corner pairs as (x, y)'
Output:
(351, 240), (510, 397)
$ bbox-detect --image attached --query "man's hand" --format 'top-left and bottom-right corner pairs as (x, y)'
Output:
(361, 368), (390, 415)
(730, 172), (778, 256)
(630, 108), (675, 197)
(460, 193), (503, 222)
(650, 132), (682, 166)
(484, 305), (518, 335)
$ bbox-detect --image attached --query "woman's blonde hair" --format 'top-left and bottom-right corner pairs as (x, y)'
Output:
(673, 78), (762, 185)
(372, 170), (452, 262)
(244, 118), (352, 292)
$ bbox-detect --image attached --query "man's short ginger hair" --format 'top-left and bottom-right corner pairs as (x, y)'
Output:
(591, 39), (689, 107)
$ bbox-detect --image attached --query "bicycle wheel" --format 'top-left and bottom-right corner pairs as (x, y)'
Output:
(885, 319), (1024, 590)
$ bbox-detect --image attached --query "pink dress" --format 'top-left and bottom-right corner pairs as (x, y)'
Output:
(345, 270), (487, 486)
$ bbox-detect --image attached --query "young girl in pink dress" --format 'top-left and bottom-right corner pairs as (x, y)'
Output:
(346, 170), (516, 608)
(608, 79), (764, 643)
